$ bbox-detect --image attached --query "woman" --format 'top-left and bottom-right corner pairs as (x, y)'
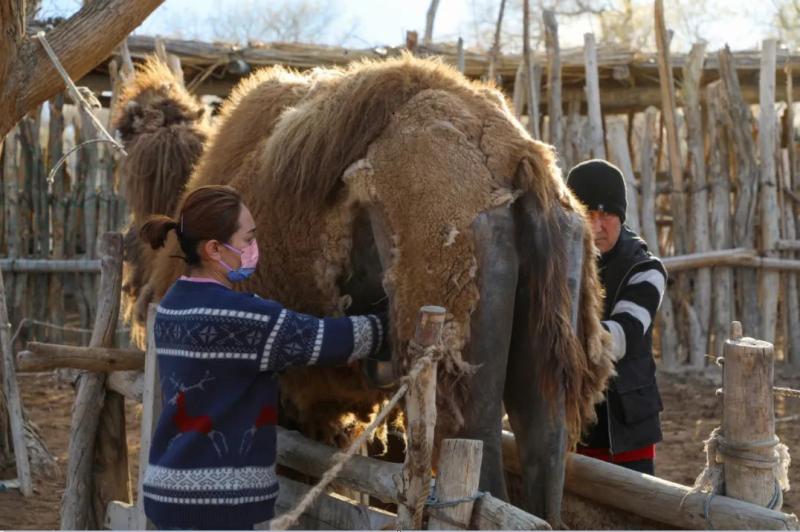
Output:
(138, 185), (388, 530)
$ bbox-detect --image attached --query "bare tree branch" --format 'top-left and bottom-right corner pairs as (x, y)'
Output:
(0, 0), (164, 138)
(487, 0), (507, 81)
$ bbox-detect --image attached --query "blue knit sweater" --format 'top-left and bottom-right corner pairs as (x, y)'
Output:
(143, 280), (387, 529)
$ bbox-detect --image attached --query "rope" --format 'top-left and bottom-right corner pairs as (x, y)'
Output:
(270, 343), (441, 531)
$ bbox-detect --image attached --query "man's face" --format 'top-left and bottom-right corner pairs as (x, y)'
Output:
(587, 210), (622, 253)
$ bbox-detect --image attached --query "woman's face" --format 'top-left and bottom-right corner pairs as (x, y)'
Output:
(219, 204), (257, 268)
(201, 203), (257, 271)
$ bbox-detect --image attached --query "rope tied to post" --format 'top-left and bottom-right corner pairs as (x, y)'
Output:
(270, 340), (443, 531)
(685, 426), (791, 522)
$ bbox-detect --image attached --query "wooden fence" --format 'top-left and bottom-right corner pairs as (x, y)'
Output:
(0, 95), (128, 348)
(4, 15), (800, 371)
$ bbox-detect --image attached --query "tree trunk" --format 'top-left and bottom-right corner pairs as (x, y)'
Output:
(543, 10), (562, 162)
(0, 0), (164, 139)
(583, 33), (605, 159)
(423, 0), (440, 47)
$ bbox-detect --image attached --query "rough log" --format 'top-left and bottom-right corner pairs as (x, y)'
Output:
(276, 427), (402, 504)
(472, 493), (551, 530)
(0, 242), (32, 496)
(47, 93), (66, 344)
(722, 322), (780, 508)
(105, 371), (143, 403)
(719, 46), (760, 334)
(760, 39), (780, 343)
(606, 118), (640, 233)
(396, 305), (443, 529)
(583, 33), (605, 158)
(428, 438), (482, 530)
(501, 431), (798, 529)
(17, 343), (144, 372)
(423, 0), (441, 48)
(683, 41), (711, 367)
(275, 475), (395, 530)
(486, 0), (507, 82)
(706, 81), (735, 357)
(0, 257), (101, 273)
(0, 0), (164, 138)
(135, 305), (160, 529)
(543, 10), (562, 158)
(60, 233), (124, 530)
(641, 106), (678, 370)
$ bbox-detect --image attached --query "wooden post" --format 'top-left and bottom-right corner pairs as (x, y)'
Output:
(706, 81), (735, 358)
(512, 61), (525, 120)
(654, 0), (687, 256)
(136, 304), (161, 530)
(427, 439), (482, 530)
(423, 0), (441, 47)
(456, 38), (465, 74)
(16, 342), (144, 372)
(60, 232), (124, 530)
(783, 62), (800, 367)
(0, 251), (32, 497)
(522, 0), (539, 139)
(759, 39), (780, 344)
(719, 46), (760, 336)
(641, 107), (678, 370)
(396, 305), (444, 530)
(487, 0), (507, 82)
(583, 33), (605, 159)
(683, 42), (711, 366)
(2, 128), (19, 327)
(48, 93), (67, 345)
(722, 321), (780, 508)
(543, 10), (562, 162)
(606, 118), (641, 234)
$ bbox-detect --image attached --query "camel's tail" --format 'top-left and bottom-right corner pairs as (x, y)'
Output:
(515, 139), (615, 448)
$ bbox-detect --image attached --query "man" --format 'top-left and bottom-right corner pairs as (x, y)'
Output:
(567, 159), (666, 475)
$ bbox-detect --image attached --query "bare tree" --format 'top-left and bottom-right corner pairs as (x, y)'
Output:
(773, 0), (800, 45)
(208, 0), (355, 45)
(0, 0), (163, 138)
(424, 0), (441, 46)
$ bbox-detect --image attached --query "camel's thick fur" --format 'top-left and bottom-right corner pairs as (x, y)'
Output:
(117, 55), (614, 448)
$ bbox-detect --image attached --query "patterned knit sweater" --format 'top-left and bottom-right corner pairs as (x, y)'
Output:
(143, 279), (387, 529)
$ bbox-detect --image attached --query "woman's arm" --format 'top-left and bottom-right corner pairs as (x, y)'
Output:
(259, 309), (389, 372)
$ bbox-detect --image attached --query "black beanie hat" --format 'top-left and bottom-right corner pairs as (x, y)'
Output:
(566, 159), (627, 222)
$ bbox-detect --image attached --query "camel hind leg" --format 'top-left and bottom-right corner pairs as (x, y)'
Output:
(455, 205), (519, 501)
(504, 202), (584, 527)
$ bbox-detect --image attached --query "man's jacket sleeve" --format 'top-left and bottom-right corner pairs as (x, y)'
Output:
(601, 260), (666, 361)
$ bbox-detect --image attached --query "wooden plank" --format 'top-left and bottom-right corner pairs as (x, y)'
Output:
(396, 306), (444, 530)
(136, 305), (160, 530)
(760, 39), (781, 343)
(428, 439), (482, 530)
(723, 322), (779, 508)
(543, 10), (562, 162)
(0, 258), (102, 272)
(583, 33), (605, 158)
(719, 46), (760, 335)
(640, 106), (678, 370)
(473, 493), (551, 530)
(606, 118), (640, 233)
(275, 475), (395, 531)
(501, 431), (798, 530)
(683, 42), (711, 367)
(17, 342), (144, 372)
(655, 0), (687, 256)
(276, 427), (402, 504)
(706, 81), (735, 357)
(60, 233), (124, 530)
(0, 250), (32, 497)
(106, 370), (143, 403)
(2, 128), (19, 327)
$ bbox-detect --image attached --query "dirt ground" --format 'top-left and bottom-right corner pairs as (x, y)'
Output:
(1, 369), (799, 530)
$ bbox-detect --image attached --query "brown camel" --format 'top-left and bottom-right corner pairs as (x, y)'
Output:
(115, 54), (614, 525)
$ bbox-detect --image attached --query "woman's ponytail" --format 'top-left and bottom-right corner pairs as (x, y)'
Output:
(139, 215), (179, 250)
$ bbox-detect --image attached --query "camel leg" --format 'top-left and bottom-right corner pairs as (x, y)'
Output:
(504, 206), (583, 527)
(455, 206), (519, 500)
